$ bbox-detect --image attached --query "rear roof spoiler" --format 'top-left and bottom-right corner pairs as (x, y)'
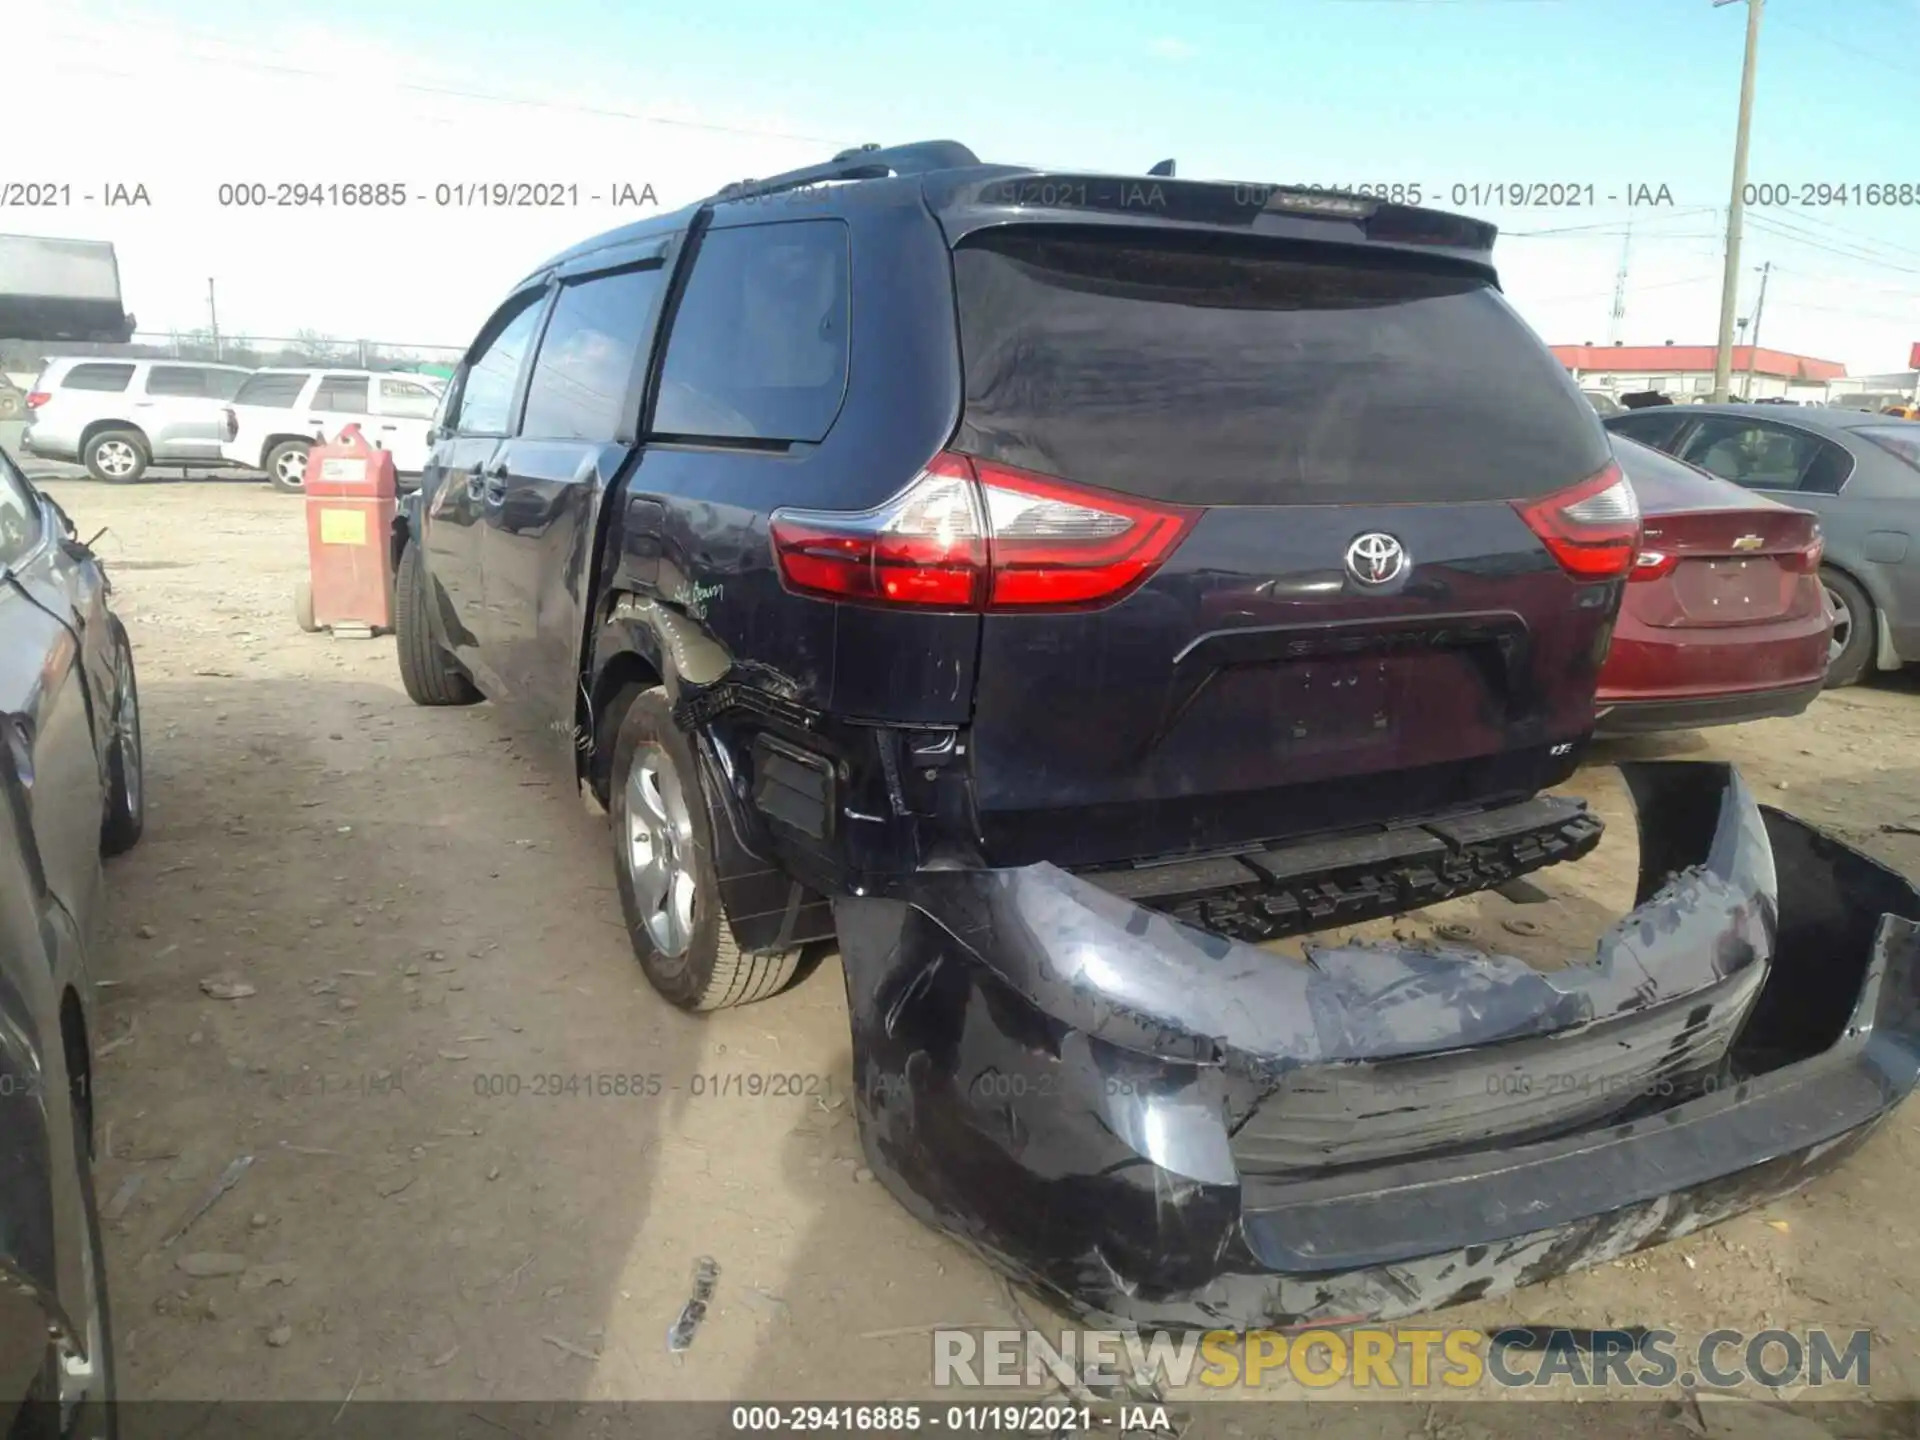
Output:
(711, 140), (981, 206)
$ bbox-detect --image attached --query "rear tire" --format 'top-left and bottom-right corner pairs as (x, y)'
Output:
(100, 617), (144, 857)
(82, 430), (147, 486)
(608, 687), (801, 1011)
(394, 542), (480, 706)
(1822, 567), (1873, 689)
(265, 439), (311, 494)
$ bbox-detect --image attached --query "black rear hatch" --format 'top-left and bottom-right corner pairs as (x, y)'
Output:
(947, 224), (1625, 869)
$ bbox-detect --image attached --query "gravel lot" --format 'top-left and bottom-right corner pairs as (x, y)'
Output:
(31, 470), (1920, 1435)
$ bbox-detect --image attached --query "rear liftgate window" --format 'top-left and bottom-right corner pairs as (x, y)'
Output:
(952, 230), (1611, 506)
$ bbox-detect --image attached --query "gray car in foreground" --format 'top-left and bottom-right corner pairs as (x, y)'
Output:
(0, 442), (144, 1437)
(1605, 404), (1920, 687)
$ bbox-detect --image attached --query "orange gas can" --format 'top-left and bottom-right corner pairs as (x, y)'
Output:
(296, 424), (397, 636)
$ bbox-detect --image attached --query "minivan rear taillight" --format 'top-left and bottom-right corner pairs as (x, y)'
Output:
(768, 452), (1198, 611)
(1511, 462), (1641, 581)
(24, 391), (49, 409)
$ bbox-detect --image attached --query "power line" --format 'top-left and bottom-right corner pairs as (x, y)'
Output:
(1765, 10), (1919, 88)
(1747, 213), (1920, 275)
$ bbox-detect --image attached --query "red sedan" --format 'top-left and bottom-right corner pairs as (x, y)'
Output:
(1597, 435), (1831, 735)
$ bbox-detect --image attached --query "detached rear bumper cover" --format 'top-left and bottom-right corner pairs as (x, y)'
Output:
(835, 763), (1920, 1330)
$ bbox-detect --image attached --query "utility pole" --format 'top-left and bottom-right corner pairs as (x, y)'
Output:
(207, 278), (221, 362)
(1741, 261), (1771, 399)
(1711, 0), (1764, 403)
(1607, 224), (1632, 346)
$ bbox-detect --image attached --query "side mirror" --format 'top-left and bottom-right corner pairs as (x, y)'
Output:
(424, 426), (440, 447)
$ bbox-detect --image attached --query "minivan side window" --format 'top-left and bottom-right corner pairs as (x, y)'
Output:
(521, 266), (665, 442)
(651, 220), (851, 444)
(456, 294), (547, 437)
(64, 363), (135, 393)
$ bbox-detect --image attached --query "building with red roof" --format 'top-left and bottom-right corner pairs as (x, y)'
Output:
(1550, 343), (1846, 403)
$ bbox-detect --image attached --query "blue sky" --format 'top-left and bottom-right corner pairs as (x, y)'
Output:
(19, 0), (1920, 369)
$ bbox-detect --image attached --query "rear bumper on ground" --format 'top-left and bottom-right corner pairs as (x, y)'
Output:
(1595, 678), (1824, 735)
(834, 762), (1920, 1330)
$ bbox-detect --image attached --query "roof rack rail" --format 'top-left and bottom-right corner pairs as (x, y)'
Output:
(711, 139), (981, 205)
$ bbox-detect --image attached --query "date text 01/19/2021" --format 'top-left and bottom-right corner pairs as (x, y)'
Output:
(1262, 182), (1676, 208)
(469, 1071), (836, 1100)
(726, 1404), (1177, 1433)
(210, 181), (661, 208)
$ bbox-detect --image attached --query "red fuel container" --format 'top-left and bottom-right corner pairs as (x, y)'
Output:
(298, 424), (396, 634)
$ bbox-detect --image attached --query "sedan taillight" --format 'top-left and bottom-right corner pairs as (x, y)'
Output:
(24, 391), (49, 409)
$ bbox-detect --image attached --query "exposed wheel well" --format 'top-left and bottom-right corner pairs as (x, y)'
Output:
(79, 419), (147, 455)
(587, 649), (663, 803)
(59, 987), (91, 1159)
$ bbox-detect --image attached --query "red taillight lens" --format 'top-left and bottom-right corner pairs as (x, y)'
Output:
(1630, 550), (1679, 583)
(1782, 525), (1824, 574)
(24, 391), (49, 409)
(1511, 462), (1641, 581)
(768, 452), (1197, 611)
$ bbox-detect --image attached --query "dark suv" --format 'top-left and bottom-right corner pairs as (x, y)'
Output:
(397, 139), (1635, 1000)
(387, 143), (1920, 1332)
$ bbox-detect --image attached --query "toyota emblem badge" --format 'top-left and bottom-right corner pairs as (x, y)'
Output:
(1345, 532), (1408, 586)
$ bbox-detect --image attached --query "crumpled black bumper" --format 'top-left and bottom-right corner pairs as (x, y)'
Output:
(834, 762), (1920, 1331)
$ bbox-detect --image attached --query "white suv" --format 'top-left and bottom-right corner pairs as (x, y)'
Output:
(20, 358), (253, 483)
(222, 369), (444, 492)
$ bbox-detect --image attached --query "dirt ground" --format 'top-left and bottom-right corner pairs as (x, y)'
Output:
(32, 470), (1920, 1432)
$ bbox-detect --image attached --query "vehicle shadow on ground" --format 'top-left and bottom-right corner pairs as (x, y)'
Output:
(88, 673), (704, 1404)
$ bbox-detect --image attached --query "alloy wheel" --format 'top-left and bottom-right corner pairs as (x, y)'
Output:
(276, 448), (308, 488)
(94, 441), (137, 479)
(1826, 584), (1853, 666)
(621, 744), (697, 957)
(115, 641), (142, 821)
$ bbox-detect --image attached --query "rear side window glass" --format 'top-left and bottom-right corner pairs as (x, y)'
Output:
(234, 373), (308, 408)
(1681, 420), (1821, 491)
(951, 230), (1609, 506)
(652, 219), (850, 444)
(1604, 411), (1689, 452)
(1799, 439), (1855, 493)
(457, 295), (546, 436)
(313, 375), (370, 414)
(377, 378), (441, 420)
(63, 363), (134, 393)
(522, 266), (664, 442)
(146, 365), (207, 397)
